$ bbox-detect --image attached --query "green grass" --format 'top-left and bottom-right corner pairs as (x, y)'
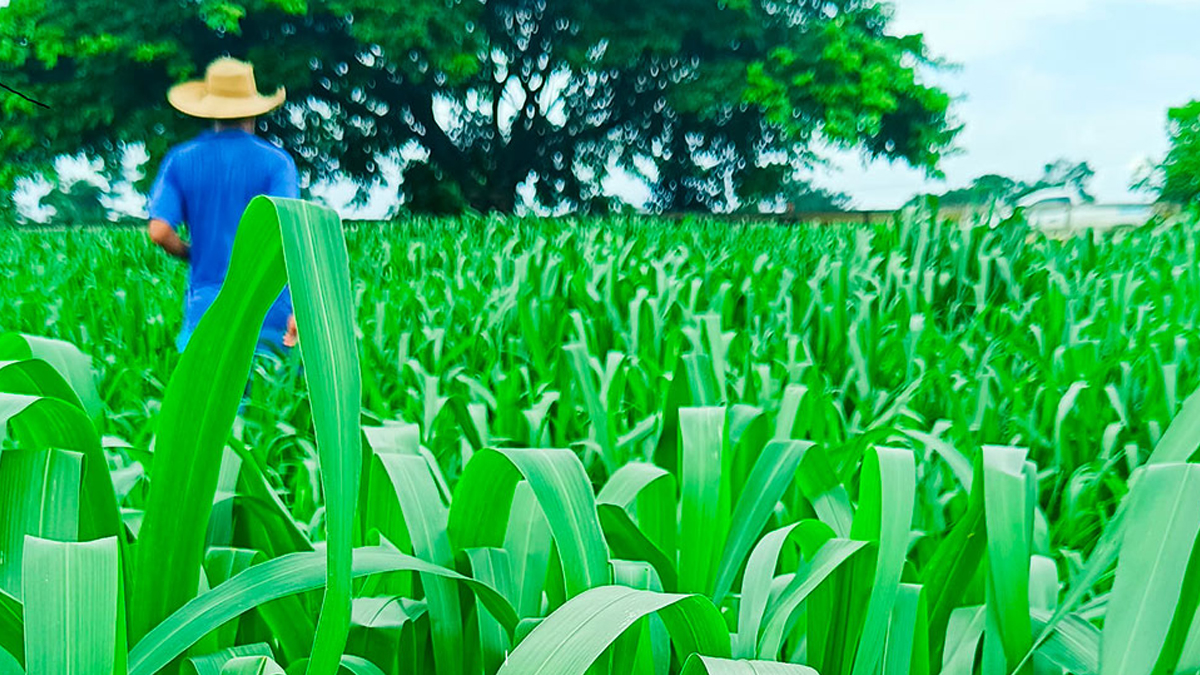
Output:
(0, 208), (1199, 674)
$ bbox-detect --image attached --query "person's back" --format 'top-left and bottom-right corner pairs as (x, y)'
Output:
(147, 58), (298, 351)
(159, 130), (296, 289)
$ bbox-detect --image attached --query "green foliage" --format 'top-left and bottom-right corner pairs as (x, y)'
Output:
(931, 159), (1096, 209)
(1157, 100), (1200, 206)
(935, 174), (1024, 208)
(39, 179), (111, 226)
(0, 0), (957, 213)
(1, 207), (1200, 674)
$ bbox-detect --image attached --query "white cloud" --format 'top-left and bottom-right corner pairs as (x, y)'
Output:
(889, 0), (1096, 61)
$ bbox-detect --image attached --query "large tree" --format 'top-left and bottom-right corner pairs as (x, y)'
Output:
(1135, 100), (1200, 206)
(1, 0), (958, 213)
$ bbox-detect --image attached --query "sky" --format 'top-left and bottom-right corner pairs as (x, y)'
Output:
(826, 0), (1200, 208)
(14, 0), (1200, 217)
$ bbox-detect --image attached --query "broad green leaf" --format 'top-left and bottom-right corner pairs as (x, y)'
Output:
(346, 597), (425, 675)
(794, 443), (854, 537)
(772, 384), (806, 442)
(271, 197), (362, 675)
(1178, 599), (1200, 674)
(713, 439), (813, 604)
(756, 537), (866, 659)
(0, 334), (100, 420)
(202, 549), (252, 633)
(702, 314), (730, 402)
(495, 585), (730, 675)
(1101, 463), (1200, 675)
(128, 547), (516, 675)
(882, 583), (929, 675)
(900, 427), (972, 492)
(733, 520), (835, 659)
(503, 481), (553, 619)
(599, 504), (678, 593)
(0, 643), (20, 675)
(0, 449), (81, 599)
(1146, 385), (1200, 464)
(678, 407), (730, 594)
(923, 456), (986, 663)
(448, 447), (609, 598)
(981, 445), (1033, 675)
(610, 560), (670, 675)
(0, 394), (120, 544)
(849, 446), (916, 675)
(369, 453), (462, 675)
(941, 606), (985, 675)
(565, 344), (616, 471)
(597, 462), (676, 564)
(336, 655), (386, 675)
(0, 359), (85, 413)
(466, 547), (513, 673)
(21, 536), (123, 675)
(131, 195), (362, 675)
(227, 439), (314, 559)
(1029, 555), (1058, 613)
(1022, 385), (1200, 671)
(681, 654), (818, 674)
(1031, 609), (1099, 675)
(184, 643), (273, 675)
(219, 655), (284, 674)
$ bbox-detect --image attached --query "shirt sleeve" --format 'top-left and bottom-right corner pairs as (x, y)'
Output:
(266, 153), (300, 199)
(147, 152), (185, 230)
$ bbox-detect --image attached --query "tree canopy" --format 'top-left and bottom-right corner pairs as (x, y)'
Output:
(1139, 100), (1200, 206)
(1, 0), (959, 214)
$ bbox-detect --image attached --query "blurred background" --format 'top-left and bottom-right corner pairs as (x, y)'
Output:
(1, 0), (1197, 224)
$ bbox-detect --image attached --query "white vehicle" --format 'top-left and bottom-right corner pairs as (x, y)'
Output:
(1015, 187), (1154, 231)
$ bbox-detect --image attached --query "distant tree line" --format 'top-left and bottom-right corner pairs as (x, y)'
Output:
(923, 159), (1097, 211)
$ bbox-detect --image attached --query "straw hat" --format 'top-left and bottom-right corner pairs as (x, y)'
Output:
(167, 57), (285, 119)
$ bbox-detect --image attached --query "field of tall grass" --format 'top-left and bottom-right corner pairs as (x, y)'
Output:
(0, 203), (1198, 675)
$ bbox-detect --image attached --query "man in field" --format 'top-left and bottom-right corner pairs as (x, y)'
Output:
(147, 57), (298, 352)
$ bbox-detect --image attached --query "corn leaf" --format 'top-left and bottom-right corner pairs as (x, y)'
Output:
(680, 654), (818, 674)
(848, 446), (916, 675)
(502, 481), (553, 619)
(448, 447), (609, 598)
(0, 449), (81, 599)
(733, 520), (835, 659)
(184, 643), (273, 675)
(0, 334), (101, 420)
(1100, 463), (1200, 675)
(21, 535), (123, 675)
(369, 453), (462, 674)
(981, 445), (1034, 675)
(712, 439), (813, 604)
(494, 585), (730, 675)
(128, 547), (516, 675)
(130, 197), (361, 675)
(678, 407), (730, 594)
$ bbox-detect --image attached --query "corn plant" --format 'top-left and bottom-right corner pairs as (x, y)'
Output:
(0, 208), (1198, 674)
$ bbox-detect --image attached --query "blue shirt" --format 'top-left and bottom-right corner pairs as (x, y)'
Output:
(148, 129), (298, 352)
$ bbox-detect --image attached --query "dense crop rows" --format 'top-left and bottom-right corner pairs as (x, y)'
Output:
(0, 205), (1199, 675)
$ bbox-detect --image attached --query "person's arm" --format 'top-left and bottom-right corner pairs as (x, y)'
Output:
(147, 152), (189, 261)
(148, 218), (190, 260)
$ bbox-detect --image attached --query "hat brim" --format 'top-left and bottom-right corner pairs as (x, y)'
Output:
(167, 80), (286, 119)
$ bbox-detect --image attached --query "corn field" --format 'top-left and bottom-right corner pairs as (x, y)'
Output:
(1, 200), (1199, 675)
